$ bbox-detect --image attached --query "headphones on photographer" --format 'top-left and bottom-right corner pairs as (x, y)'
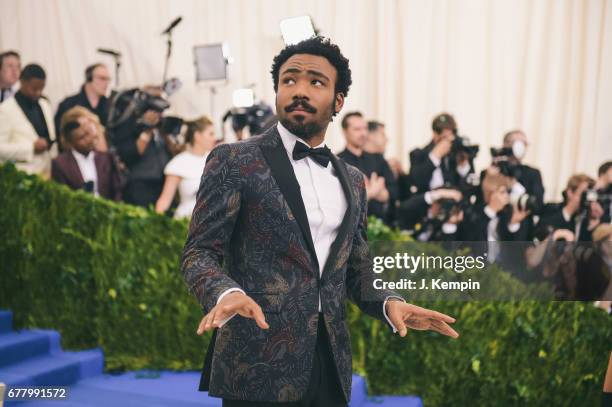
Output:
(85, 64), (102, 83)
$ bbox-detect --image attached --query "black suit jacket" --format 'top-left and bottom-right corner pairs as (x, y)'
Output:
(338, 149), (398, 223)
(181, 126), (401, 403)
(55, 86), (109, 139)
(408, 142), (472, 193)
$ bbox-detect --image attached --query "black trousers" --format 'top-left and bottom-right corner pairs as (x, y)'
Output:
(123, 179), (163, 208)
(222, 313), (348, 407)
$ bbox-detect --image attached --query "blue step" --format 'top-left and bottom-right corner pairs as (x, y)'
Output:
(0, 348), (103, 386)
(0, 330), (61, 367)
(350, 373), (368, 406)
(0, 310), (12, 334)
(361, 395), (423, 407)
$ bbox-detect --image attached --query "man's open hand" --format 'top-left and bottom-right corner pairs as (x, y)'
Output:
(386, 301), (459, 339)
(196, 291), (269, 335)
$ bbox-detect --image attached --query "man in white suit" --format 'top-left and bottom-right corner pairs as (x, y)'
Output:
(0, 64), (57, 178)
(0, 50), (21, 103)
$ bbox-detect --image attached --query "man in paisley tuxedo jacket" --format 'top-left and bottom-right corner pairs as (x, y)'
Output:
(181, 36), (459, 407)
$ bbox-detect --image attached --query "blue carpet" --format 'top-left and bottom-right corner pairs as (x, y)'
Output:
(0, 310), (422, 406)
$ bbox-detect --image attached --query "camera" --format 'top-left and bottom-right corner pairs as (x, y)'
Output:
(106, 88), (184, 138)
(512, 193), (540, 213)
(580, 188), (612, 214)
(490, 146), (520, 178)
(435, 197), (466, 223)
(222, 101), (274, 136)
(107, 88), (170, 130)
(451, 130), (479, 161)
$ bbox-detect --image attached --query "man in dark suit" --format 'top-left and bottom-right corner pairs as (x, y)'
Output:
(408, 113), (474, 194)
(499, 129), (545, 210)
(538, 174), (604, 242)
(51, 111), (122, 201)
(338, 111), (398, 224)
(54, 63), (111, 142)
(595, 161), (612, 223)
(181, 36), (459, 407)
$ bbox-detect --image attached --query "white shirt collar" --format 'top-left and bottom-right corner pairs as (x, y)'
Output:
(277, 122), (326, 158)
(71, 149), (94, 162)
(484, 205), (498, 219)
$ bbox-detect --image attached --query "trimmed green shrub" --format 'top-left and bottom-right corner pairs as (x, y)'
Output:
(1, 163), (610, 406)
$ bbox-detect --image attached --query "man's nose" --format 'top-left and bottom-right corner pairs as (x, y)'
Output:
(292, 83), (310, 101)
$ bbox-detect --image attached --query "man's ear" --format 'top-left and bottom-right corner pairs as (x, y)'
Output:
(335, 93), (345, 114)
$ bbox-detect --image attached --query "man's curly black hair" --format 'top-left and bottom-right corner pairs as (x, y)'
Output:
(270, 36), (352, 97)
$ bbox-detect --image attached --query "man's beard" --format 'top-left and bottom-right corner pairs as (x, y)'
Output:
(278, 97), (335, 141)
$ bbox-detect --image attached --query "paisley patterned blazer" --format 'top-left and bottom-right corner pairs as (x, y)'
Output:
(180, 125), (401, 403)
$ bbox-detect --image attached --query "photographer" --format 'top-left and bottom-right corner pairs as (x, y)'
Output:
(486, 129), (544, 212)
(408, 113), (477, 194)
(54, 63), (111, 149)
(595, 161), (612, 223)
(109, 88), (178, 207)
(539, 174), (604, 242)
(397, 187), (464, 241)
(459, 173), (530, 242)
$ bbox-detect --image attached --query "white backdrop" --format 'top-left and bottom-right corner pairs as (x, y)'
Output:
(1, 0), (610, 200)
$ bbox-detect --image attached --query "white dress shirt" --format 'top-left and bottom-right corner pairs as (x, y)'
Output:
(428, 152), (470, 190)
(484, 205), (520, 263)
(0, 84), (17, 103)
(72, 149), (99, 196)
(216, 123), (401, 332)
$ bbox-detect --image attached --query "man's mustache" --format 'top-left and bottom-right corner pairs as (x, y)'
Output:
(284, 99), (317, 113)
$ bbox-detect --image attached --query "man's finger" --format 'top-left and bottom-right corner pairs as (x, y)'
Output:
(420, 308), (456, 324)
(249, 305), (269, 330)
(431, 319), (460, 339)
(204, 309), (219, 331)
(389, 308), (408, 337)
(197, 313), (212, 335)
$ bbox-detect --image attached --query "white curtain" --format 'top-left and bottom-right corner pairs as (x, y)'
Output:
(1, 0), (610, 200)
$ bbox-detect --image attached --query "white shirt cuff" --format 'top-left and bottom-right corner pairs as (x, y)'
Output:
(215, 288), (246, 328)
(383, 296), (406, 334)
(456, 162), (471, 177)
(428, 152), (441, 167)
(442, 223), (458, 234)
(424, 191), (433, 205)
(507, 222), (520, 233)
(510, 181), (527, 199)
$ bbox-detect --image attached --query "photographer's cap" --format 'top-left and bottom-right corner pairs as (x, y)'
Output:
(432, 113), (457, 134)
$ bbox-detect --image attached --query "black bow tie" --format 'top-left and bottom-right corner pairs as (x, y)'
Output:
(292, 142), (331, 168)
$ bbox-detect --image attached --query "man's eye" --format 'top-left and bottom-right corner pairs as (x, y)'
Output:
(312, 79), (323, 86)
(283, 78), (295, 85)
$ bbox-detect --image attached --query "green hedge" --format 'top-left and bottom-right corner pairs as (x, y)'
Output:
(0, 163), (610, 406)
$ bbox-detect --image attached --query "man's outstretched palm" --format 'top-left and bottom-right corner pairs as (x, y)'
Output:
(196, 292), (269, 335)
(386, 300), (459, 338)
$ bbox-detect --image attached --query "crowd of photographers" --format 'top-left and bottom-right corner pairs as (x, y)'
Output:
(337, 110), (611, 307)
(0, 51), (610, 308)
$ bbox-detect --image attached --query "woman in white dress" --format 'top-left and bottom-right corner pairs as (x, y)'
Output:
(155, 116), (216, 219)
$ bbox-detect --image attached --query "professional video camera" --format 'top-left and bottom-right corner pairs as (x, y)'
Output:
(106, 87), (183, 138)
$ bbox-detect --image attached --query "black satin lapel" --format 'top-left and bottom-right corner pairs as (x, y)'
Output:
(260, 134), (319, 269)
(322, 154), (356, 277)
